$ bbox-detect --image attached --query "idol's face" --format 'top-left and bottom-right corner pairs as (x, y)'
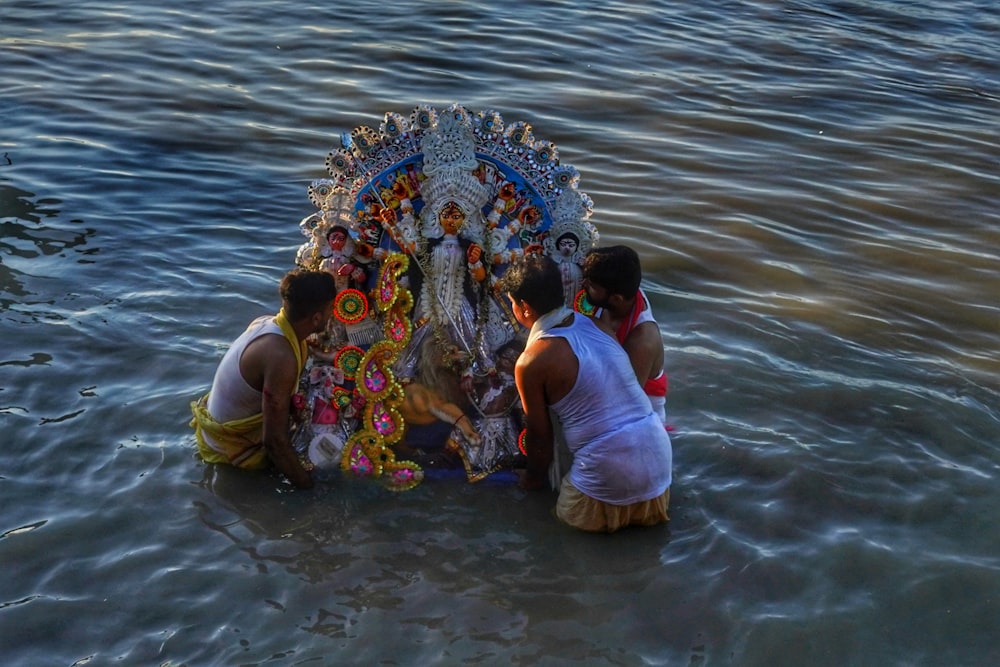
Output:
(328, 230), (348, 252)
(557, 236), (578, 256)
(440, 202), (465, 236)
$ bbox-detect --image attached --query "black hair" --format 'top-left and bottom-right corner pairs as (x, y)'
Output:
(497, 254), (564, 315)
(581, 245), (641, 296)
(279, 269), (337, 321)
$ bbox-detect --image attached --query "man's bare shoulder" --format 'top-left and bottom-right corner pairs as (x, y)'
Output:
(624, 320), (663, 347)
(242, 333), (296, 377)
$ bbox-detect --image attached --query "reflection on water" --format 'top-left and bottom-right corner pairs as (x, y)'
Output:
(0, 352), (53, 368)
(0, 182), (96, 309)
(193, 461), (685, 663)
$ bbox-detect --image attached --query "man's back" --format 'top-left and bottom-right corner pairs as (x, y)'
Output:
(539, 313), (672, 504)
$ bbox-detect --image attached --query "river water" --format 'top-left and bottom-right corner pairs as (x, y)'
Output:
(2, 1), (998, 665)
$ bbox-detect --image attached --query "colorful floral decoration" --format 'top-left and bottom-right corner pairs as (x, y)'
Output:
(334, 288), (369, 324)
(334, 345), (364, 380)
(331, 387), (353, 410)
(343, 433), (378, 477)
(384, 307), (412, 345)
(389, 466), (415, 485)
(359, 346), (392, 395)
(332, 253), (422, 490)
(573, 288), (596, 316)
(518, 428), (528, 456)
(369, 399), (404, 444)
(376, 253), (408, 311)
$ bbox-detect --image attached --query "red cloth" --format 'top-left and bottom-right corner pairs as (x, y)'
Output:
(312, 398), (339, 425)
(616, 290), (669, 397)
(615, 290), (647, 344)
(643, 372), (668, 397)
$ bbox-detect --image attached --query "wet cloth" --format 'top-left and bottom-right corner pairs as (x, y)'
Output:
(536, 312), (672, 508)
(556, 475), (669, 533)
(190, 309), (305, 469)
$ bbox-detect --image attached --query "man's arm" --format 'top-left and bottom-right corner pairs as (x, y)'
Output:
(259, 343), (314, 490)
(514, 337), (577, 490)
(622, 321), (664, 386)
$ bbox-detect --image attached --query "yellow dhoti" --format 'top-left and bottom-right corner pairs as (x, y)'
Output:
(190, 395), (267, 469)
(189, 308), (306, 470)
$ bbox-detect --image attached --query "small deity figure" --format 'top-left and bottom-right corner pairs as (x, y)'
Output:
(295, 212), (325, 268)
(553, 231), (583, 307)
(320, 225), (368, 291)
(543, 192), (597, 307)
(291, 360), (355, 470)
(319, 224), (382, 346)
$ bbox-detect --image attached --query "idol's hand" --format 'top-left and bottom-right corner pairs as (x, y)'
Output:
(377, 206), (397, 225)
(391, 179), (410, 200)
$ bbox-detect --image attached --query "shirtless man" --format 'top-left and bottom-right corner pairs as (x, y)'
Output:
(191, 269), (337, 489)
(582, 245), (668, 424)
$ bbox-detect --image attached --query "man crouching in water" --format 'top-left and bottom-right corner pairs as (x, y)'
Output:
(191, 269), (337, 489)
(497, 255), (672, 532)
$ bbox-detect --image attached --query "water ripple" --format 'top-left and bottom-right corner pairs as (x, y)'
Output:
(2, 1), (999, 664)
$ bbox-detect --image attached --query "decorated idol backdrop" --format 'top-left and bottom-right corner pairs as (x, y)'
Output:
(291, 104), (599, 488)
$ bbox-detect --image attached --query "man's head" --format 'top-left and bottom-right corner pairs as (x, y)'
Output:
(279, 269), (338, 324)
(498, 254), (564, 317)
(581, 245), (642, 308)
